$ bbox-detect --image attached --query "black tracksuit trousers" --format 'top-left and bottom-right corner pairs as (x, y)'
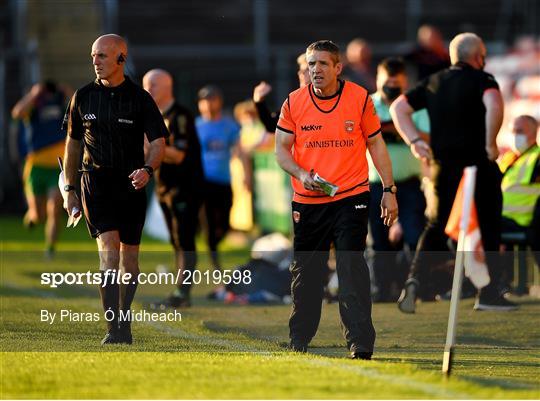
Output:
(409, 159), (503, 300)
(289, 192), (375, 353)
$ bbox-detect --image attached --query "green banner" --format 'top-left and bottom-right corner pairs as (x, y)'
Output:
(253, 151), (292, 234)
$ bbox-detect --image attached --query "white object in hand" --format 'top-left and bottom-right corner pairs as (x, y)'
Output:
(58, 170), (82, 228)
(313, 173), (339, 197)
(67, 207), (82, 228)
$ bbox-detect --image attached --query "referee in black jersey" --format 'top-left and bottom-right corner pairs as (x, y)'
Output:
(63, 34), (167, 345)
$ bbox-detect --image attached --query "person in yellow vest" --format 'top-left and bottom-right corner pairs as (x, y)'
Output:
(499, 115), (540, 275)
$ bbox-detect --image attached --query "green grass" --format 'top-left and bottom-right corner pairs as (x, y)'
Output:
(1, 216), (539, 399)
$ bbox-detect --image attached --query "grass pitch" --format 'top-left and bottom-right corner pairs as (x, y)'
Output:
(1, 216), (539, 399)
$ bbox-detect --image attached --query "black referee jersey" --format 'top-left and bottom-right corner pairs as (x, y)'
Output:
(156, 102), (204, 196)
(65, 76), (168, 173)
(405, 62), (499, 163)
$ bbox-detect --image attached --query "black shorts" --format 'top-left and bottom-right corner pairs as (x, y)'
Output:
(81, 170), (147, 245)
(203, 181), (233, 247)
(158, 190), (202, 251)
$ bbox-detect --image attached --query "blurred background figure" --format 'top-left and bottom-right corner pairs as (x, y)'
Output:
(230, 99), (267, 233)
(11, 80), (71, 258)
(486, 35), (540, 135)
(253, 52), (311, 134)
(343, 38), (376, 93)
(405, 24), (450, 82)
(295, 52), (311, 88)
(498, 115), (540, 289)
(196, 85), (245, 270)
(143, 69), (204, 308)
(368, 58), (430, 302)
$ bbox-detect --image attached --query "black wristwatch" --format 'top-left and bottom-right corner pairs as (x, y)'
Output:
(383, 184), (397, 194)
(64, 184), (76, 192)
(142, 165), (154, 177)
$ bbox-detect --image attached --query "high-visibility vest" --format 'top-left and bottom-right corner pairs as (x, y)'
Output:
(501, 145), (540, 227)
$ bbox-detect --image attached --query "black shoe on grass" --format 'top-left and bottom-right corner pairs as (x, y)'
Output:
(397, 278), (418, 314)
(150, 295), (191, 310)
(101, 331), (121, 345)
(473, 295), (519, 311)
(288, 340), (307, 353)
(117, 328), (133, 344)
(350, 351), (372, 360)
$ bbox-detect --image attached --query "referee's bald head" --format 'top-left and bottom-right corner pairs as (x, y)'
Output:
(449, 33), (485, 65)
(93, 34), (128, 58)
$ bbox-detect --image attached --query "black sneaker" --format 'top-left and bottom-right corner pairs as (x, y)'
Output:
(473, 295), (519, 311)
(101, 331), (121, 345)
(397, 278), (418, 314)
(288, 340), (307, 353)
(150, 295), (191, 310)
(117, 328), (133, 344)
(350, 351), (372, 360)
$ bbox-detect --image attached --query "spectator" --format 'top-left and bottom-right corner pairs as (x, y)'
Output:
(196, 85), (244, 269)
(230, 100), (267, 232)
(253, 53), (310, 133)
(391, 32), (518, 312)
(143, 69), (204, 309)
(343, 38), (376, 93)
(368, 58), (430, 302)
(499, 115), (540, 278)
(405, 25), (450, 82)
(11, 80), (70, 258)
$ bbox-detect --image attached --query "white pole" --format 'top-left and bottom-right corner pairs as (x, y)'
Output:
(442, 166), (477, 376)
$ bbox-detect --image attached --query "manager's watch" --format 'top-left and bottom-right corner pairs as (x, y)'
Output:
(64, 184), (76, 192)
(383, 184), (397, 194)
(142, 165), (154, 177)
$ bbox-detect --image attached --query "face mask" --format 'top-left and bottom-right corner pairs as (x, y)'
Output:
(382, 85), (402, 101)
(509, 133), (529, 154)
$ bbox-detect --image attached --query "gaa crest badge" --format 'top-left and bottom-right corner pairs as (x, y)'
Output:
(345, 120), (354, 133)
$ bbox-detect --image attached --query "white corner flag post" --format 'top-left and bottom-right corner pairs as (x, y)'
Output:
(442, 166), (477, 376)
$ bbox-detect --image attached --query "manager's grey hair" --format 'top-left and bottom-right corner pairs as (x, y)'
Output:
(449, 32), (484, 64)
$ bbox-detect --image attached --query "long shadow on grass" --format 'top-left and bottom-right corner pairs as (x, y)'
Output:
(460, 375), (539, 391)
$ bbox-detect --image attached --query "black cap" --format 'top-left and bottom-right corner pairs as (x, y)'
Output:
(198, 85), (223, 100)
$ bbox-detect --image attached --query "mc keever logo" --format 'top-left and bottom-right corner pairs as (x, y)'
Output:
(301, 124), (322, 132)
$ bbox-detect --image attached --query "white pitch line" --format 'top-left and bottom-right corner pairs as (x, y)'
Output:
(1, 281), (473, 398)
(147, 320), (471, 399)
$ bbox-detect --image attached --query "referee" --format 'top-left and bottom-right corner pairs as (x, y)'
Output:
(63, 34), (167, 344)
(275, 40), (397, 359)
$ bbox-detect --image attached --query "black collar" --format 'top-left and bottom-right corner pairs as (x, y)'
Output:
(94, 75), (131, 90)
(452, 62), (475, 70)
(308, 80), (345, 114)
(310, 79), (344, 100)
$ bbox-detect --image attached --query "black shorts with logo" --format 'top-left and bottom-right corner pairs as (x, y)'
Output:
(81, 170), (147, 245)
